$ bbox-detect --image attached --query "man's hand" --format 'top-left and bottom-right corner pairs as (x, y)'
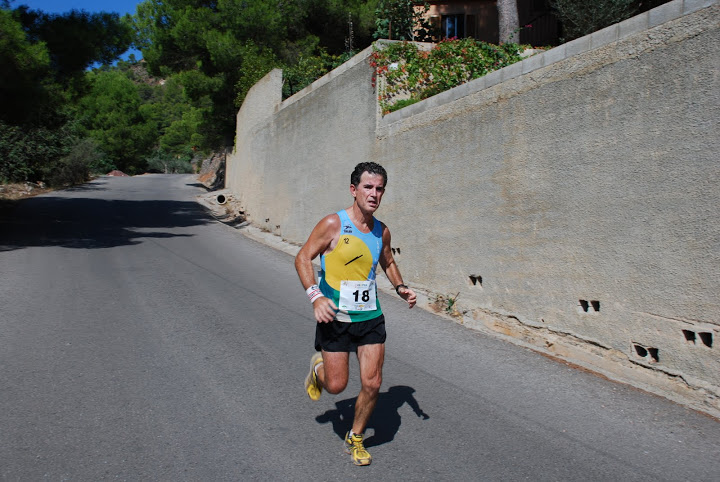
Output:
(398, 287), (417, 309)
(313, 297), (339, 323)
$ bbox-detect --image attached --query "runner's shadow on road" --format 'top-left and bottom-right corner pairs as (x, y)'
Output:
(315, 385), (429, 448)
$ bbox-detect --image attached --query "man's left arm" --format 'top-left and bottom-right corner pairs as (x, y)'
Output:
(379, 224), (416, 308)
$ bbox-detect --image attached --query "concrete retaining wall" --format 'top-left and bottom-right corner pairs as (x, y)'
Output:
(227, 53), (378, 244)
(226, 0), (720, 417)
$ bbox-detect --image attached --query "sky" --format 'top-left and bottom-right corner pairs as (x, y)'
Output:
(10, 0), (144, 60)
(10, 0), (141, 16)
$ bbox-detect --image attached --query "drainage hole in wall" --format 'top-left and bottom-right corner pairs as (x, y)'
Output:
(590, 300), (600, 312)
(633, 344), (648, 358)
(579, 300), (589, 312)
(469, 275), (483, 287)
(396, 247), (401, 255)
(699, 332), (713, 348)
(633, 343), (659, 363)
(391, 248), (396, 255)
(648, 347), (659, 362)
(682, 329), (696, 344)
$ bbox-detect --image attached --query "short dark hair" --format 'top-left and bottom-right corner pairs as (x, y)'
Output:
(351, 162), (387, 187)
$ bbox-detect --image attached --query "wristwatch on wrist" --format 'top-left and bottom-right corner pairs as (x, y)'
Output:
(395, 284), (408, 295)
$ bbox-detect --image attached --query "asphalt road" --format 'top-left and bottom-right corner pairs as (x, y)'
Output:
(1, 175), (719, 481)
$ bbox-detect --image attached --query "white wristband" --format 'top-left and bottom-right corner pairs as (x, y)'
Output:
(306, 284), (323, 304)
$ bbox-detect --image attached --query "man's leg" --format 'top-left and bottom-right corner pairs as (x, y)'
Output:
(316, 351), (350, 394)
(342, 343), (383, 466)
(352, 343), (384, 434)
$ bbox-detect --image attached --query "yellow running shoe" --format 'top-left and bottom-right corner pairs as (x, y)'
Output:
(304, 352), (323, 401)
(344, 432), (372, 466)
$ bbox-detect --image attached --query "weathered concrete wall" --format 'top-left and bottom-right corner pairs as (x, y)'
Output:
(226, 51), (377, 244)
(226, 0), (720, 417)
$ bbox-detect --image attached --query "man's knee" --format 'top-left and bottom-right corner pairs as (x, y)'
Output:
(324, 378), (348, 394)
(320, 351), (349, 394)
(361, 373), (382, 394)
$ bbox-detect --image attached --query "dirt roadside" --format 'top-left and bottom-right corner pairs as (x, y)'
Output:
(0, 183), (53, 200)
(0, 183), (54, 216)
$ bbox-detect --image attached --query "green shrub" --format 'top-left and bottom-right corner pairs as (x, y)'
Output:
(371, 39), (524, 115)
(374, 0), (434, 41)
(282, 49), (357, 99)
(386, 97), (420, 113)
(550, 0), (638, 42)
(43, 138), (102, 187)
(88, 156), (117, 176)
(146, 149), (194, 174)
(234, 41), (281, 107)
(0, 120), (74, 183)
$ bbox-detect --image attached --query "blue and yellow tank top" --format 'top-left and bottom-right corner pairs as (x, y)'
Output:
(319, 210), (383, 322)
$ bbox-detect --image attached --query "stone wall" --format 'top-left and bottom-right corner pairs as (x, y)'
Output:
(197, 151), (227, 191)
(226, 0), (720, 417)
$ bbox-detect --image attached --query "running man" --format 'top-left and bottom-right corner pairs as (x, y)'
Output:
(295, 162), (417, 466)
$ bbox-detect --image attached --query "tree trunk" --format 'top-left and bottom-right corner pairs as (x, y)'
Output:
(498, 0), (520, 43)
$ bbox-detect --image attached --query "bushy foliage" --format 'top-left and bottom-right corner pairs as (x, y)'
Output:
(2, 0), (429, 184)
(282, 49), (357, 99)
(550, 0), (637, 41)
(133, 0), (379, 147)
(551, 0), (674, 42)
(0, 120), (75, 184)
(42, 138), (103, 186)
(159, 108), (205, 154)
(76, 70), (158, 174)
(0, 4), (133, 184)
(0, 8), (54, 126)
(73, 62), (206, 175)
(145, 148), (195, 174)
(233, 41), (281, 107)
(14, 6), (133, 88)
(371, 39), (524, 114)
(374, 0), (433, 41)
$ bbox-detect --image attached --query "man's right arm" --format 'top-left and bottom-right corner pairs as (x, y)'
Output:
(295, 215), (339, 323)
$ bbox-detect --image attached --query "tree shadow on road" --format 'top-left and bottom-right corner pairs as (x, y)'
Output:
(62, 180), (110, 192)
(0, 195), (213, 251)
(315, 385), (430, 448)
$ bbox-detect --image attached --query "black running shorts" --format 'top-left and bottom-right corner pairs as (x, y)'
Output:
(315, 314), (386, 352)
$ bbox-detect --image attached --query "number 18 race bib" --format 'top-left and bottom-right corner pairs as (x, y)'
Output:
(339, 280), (377, 312)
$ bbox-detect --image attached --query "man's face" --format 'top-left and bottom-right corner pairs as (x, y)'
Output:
(351, 171), (385, 213)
